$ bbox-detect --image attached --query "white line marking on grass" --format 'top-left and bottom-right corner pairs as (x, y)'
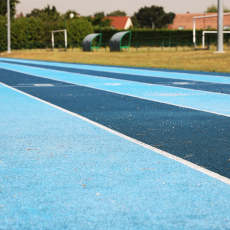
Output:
(1, 81), (230, 186)
(0, 66), (230, 118)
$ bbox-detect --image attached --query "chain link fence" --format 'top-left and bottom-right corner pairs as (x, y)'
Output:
(8, 35), (230, 52)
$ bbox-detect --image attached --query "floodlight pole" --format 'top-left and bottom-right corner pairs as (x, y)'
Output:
(64, 30), (67, 51)
(26, 14), (29, 49)
(51, 32), (54, 51)
(135, 13), (137, 51)
(193, 19), (196, 46)
(7, 0), (11, 53)
(216, 0), (225, 53)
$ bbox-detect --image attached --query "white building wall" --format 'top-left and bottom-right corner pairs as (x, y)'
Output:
(124, 18), (133, 29)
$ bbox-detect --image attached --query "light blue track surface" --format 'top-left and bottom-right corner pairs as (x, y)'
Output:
(1, 58), (230, 229)
(1, 84), (230, 229)
(1, 57), (230, 84)
(0, 62), (230, 116)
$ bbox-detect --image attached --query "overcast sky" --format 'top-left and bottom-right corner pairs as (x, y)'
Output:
(16, 0), (230, 16)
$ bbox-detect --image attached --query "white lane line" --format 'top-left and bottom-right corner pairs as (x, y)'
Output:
(11, 85), (76, 88)
(33, 84), (54, 87)
(1, 81), (230, 186)
(0, 62), (230, 96)
(1, 66), (230, 118)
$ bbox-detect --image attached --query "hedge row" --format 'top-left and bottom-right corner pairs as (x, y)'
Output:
(0, 16), (94, 51)
(0, 17), (7, 52)
(95, 28), (230, 47)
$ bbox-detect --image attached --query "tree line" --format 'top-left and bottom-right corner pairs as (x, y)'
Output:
(0, 1), (229, 30)
(0, 1), (175, 30)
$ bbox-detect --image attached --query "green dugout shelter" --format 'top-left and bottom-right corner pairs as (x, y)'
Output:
(82, 33), (102, 52)
(110, 31), (132, 52)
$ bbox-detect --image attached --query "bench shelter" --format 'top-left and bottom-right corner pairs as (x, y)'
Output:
(110, 31), (132, 52)
(82, 33), (102, 52)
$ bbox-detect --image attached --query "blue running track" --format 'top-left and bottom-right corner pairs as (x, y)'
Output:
(1, 58), (230, 229)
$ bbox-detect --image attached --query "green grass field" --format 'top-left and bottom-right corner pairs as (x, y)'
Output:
(1, 47), (230, 73)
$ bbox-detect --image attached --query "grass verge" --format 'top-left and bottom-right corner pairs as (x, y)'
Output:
(1, 48), (230, 73)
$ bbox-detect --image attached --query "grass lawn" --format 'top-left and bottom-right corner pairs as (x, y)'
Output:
(1, 47), (230, 73)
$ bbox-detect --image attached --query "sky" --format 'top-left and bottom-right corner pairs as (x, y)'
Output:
(16, 0), (230, 16)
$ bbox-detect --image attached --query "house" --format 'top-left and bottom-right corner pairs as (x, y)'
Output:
(105, 16), (133, 29)
(16, 12), (24, 18)
(169, 12), (230, 30)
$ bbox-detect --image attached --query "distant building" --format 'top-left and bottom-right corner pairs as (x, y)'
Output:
(105, 16), (133, 29)
(16, 12), (24, 18)
(169, 12), (230, 30)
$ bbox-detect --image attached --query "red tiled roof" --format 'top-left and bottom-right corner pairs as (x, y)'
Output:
(169, 13), (230, 30)
(105, 16), (130, 29)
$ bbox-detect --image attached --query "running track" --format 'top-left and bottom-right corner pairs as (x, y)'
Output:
(0, 57), (230, 229)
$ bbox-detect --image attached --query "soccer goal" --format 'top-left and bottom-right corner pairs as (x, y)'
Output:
(193, 13), (230, 48)
(202, 31), (230, 48)
(51, 29), (67, 51)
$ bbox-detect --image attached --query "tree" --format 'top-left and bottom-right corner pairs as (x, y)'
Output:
(0, 16), (7, 52)
(107, 10), (127, 16)
(65, 10), (79, 20)
(94, 12), (105, 17)
(135, 5), (175, 29)
(223, 6), (230, 12)
(11, 17), (45, 43)
(130, 15), (141, 29)
(206, 4), (230, 13)
(43, 5), (59, 16)
(27, 9), (41, 18)
(0, 0), (20, 17)
(27, 5), (60, 20)
(92, 12), (111, 28)
(66, 17), (94, 42)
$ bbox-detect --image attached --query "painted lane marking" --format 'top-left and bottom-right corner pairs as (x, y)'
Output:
(173, 82), (195, 85)
(1, 64), (230, 117)
(1, 57), (230, 84)
(1, 81), (230, 186)
(33, 84), (54, 87)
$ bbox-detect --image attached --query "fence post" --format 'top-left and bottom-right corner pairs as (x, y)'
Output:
(176, 38), (177, 51)
(162, 39), (163, 50)
(228, 34), (229, 50)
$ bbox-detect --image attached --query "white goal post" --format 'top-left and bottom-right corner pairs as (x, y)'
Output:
(51, 30), (67, 51)
(202, 31), (230, 48)
(193, 13), (230, 47)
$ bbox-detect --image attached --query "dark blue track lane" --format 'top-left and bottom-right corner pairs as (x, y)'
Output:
(1, 69), (230, 178)
(1, 60), (230, 95)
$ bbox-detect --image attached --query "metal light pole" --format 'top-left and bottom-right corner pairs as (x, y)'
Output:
(64, 14), (66, 29)
(26, 14), (29, 49)
(135, 13), (137, 51)
(216, 0), (225, 53)
(7, 0), (11, 53)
